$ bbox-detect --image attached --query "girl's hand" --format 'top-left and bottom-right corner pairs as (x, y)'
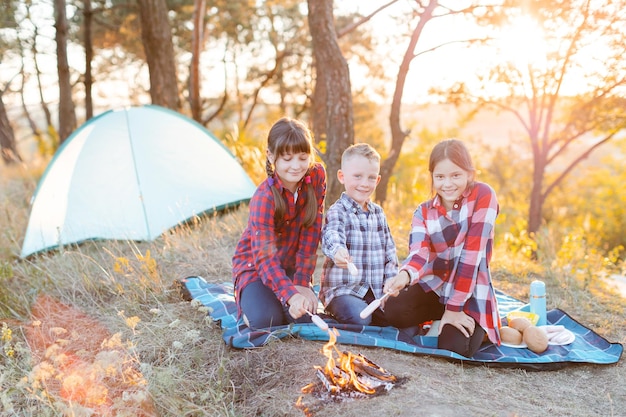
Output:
(439, 310), (475, 338)
(287, 293), (307, 319)
(383, 270), (411, 297)
(294, 285), (318, 313)
(333, 247), (350, 268)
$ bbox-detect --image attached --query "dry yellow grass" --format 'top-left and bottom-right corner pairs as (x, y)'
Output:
(1, 167), (625, 417)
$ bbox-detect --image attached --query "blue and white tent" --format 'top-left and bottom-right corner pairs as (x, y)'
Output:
(21, 105), (256, 258)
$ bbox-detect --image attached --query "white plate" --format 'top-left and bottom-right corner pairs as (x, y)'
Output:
(501, 328), (575, 348)
(501, 341), (528, 349)
(547, 329), (576, 346)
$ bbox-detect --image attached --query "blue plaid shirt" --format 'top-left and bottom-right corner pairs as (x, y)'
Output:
(320, 193), (398, 306)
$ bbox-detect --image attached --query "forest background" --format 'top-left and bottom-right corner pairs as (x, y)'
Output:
(1, 0), (626, 416)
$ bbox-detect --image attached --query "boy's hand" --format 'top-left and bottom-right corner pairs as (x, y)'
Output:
(333, 247), (350, 268)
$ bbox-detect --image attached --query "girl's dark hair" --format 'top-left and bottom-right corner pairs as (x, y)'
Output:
(428, 139), (476, 195)
(265, 117), (318, 228)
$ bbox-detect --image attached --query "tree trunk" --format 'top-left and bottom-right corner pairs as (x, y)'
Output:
(19, 72), (47, 156)
(378, 0), (437, 205)
(83, 0), (94, 120)
(307, 0), (354, 207)
(189, 0), (206, 122)
(32, 27), (54, 131)
(528, 158), (545, 235)
(0, 91), (23, 164)
(137, 0), (180, 110)
(54, 0), (77, 144)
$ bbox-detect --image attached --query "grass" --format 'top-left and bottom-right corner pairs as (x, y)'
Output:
(1, 165), (625, 417)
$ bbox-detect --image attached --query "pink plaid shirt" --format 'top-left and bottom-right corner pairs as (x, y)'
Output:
(401, 182), (502, 345)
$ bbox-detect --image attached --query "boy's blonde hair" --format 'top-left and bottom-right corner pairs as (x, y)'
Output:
(341, 143), (381, 168)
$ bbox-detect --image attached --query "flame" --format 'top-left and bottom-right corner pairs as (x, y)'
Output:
(295, 395), (313, 417)
(298, 328), (398, 410)
(312, 328), (393, 395)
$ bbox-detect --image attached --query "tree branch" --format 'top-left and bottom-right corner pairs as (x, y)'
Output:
(336, 0), (399, 38)
(542, 132), (617, 200)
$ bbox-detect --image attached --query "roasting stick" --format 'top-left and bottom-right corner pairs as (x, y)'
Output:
(347, 261), (359, 277)
(306, 310), (329, 331)
(359, 292), (391, 319)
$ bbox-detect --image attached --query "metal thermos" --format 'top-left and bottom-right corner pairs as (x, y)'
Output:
(530, 280), (547, 326)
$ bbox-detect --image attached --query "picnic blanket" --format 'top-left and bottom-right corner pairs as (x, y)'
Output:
(177, 276), (623, 370)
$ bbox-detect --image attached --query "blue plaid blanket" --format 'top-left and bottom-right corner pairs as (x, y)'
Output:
(178, 276), (622, 370)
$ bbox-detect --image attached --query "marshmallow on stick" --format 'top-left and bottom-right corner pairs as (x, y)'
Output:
(306, 311), (329, 331)
(359, 293), (391, 319)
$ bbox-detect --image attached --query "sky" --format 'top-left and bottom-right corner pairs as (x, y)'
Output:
(343, 1), (621, 103)
(335, 1), (494, 103)
(3, 1), (537, 105)
(0, 0), (559, 154)
(4, 0), (615, 116)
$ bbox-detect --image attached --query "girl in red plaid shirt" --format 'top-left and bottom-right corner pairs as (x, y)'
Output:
(232, 118), (326, 329)
(383, 139), (501, 357)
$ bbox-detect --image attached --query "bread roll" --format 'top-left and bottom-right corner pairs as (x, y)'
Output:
(509, 317), (532, 332)
(500, 326), (523, 345)
(523, 326), (549, 353)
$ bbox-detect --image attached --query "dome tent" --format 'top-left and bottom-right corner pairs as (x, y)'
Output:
(21, 105), (256, 258)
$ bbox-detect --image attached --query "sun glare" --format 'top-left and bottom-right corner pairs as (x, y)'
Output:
(498, 15), (548, 69)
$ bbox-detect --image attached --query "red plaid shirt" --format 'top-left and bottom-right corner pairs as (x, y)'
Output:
(401, 182), (502, 345)
(232, 162), (326, 308)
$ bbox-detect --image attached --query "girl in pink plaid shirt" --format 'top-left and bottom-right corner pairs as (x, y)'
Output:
(232, 118), (326, 329)
(383, 139), (501, 357)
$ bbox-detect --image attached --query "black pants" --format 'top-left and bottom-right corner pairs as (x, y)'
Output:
(384, 283), (486, 358)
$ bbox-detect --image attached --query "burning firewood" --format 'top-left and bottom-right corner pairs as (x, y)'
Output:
(300, 328), (402, 401)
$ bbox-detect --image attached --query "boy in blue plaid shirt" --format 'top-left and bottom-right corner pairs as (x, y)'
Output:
(320, 143), (398, 325)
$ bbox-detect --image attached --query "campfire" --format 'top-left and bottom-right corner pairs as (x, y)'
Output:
(299, 328), (400, 401)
